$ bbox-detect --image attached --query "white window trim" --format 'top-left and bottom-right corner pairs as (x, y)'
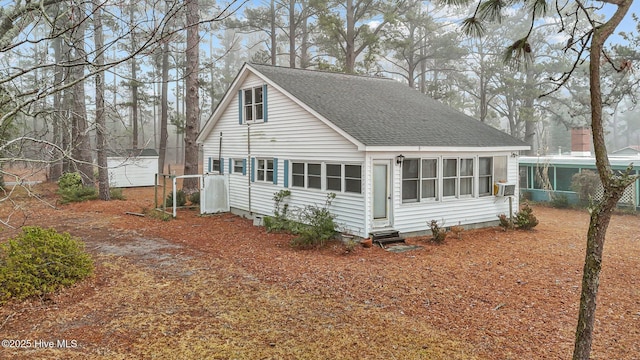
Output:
(401, 158), (439, 203)
(478, 156), (493, 197)
(289, 161), (363, 194)
(243, 86), (264, 123)
(256, 158), (274, 182)
(233, 159), (244, 175)
(211, 159), (221, 174)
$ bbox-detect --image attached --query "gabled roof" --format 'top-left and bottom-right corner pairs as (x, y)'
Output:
(198, 63), (529, 150)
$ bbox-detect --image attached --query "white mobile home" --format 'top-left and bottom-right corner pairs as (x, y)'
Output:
(196, 64), (529, 238)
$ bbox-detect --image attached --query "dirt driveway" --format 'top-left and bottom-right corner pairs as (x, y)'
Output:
(0, 185), (639, 359)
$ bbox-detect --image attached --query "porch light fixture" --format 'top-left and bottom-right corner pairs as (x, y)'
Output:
(396, 154), (405, 165)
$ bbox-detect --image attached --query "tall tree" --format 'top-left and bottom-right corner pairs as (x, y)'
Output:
(313, 0), (403, 73)
(183, 0), (200, 193)
(445, 0), (636, 358)
(129, 1), (140, 150)
(94, 0), (109, 200)
(69, 1), (94, 186)
(382, 1), (465, 93)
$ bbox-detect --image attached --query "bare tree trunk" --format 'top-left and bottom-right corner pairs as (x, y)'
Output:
(49, 35), (64, 181)
(300, 16), (310, 68)
(70, 4), (94, 186)
(158, 38), (170, 175)
(183, 0), (200, 193)
(572, 1), (633, 359)
(270, 0), (277, 65)
(523, 68), (536, 155)
(130, 1), (139, 150)
(345, 0), (355, 73)
(94, 0), (110, 200)
(289, 0), (296, 68)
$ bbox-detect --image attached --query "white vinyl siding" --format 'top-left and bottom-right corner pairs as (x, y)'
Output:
(201, 72), (365, 234)
(391, 152), (520, 235)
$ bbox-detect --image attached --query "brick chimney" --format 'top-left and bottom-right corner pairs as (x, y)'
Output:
(571, 127), (591, 156)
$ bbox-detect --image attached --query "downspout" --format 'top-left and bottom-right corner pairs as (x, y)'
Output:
(218, 131), (222, 171)
(247, 122), (252, 214)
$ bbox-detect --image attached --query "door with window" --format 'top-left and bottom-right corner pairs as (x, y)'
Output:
(372, 160), (392, 228)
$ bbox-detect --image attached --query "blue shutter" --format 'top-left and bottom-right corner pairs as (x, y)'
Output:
(208, 157), (212, 172)
(242, 159), (247, 175)
(229, 158), (233, 174)
(238, 90), (243, 124)
(220, 158), (224, 174)
(262, 84), (268, 122)
(273, 158), (278, 185)
(283, 160), (289, 188)
(250, 158), (255, 182)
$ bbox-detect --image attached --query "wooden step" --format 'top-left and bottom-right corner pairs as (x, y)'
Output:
(370, 229), (405, 248)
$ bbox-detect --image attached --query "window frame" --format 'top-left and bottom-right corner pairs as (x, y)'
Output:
(288, 161), (362, 194)
(233, 159), (244, 174)
(478, 157), (493, 197)
(242, 86), (264, 123)
(402, 158), (439, 203)
(211, 159), (220, 173)
(256, 158), (274, 182)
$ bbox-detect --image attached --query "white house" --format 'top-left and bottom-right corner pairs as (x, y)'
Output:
(196, 63), (529, 238)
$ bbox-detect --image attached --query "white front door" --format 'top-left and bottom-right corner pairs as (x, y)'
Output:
(372, 160), (392, 228)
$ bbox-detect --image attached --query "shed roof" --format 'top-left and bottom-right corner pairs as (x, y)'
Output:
(107, 148), (159, 157)
(249, 64), (528, 149)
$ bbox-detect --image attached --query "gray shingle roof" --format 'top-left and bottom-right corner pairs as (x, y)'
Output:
(250, 64), (528, 148)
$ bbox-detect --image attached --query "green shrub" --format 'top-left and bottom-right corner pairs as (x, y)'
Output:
(188, 191), (200, 205)
(290, 199), (338, 247)
(550, 193), (570, 208)
(429, 220), (447, 244)
(0, 226), (93, 304)
(263, 191), (339, 247)
(514, 203), (539, 230)
(109, 188), (126, 200)
(57, 172), (97, 204)
(58, 186), (98, 204)
(264, 190), (292, 232)
(58, 172), (83, 191)
(165, 190), (187, 207)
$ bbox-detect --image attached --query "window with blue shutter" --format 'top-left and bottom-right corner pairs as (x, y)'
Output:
(240, 85), (267, 124)
(220, 158), (224, 174)
(229, 158), (233, 174)
(242, 159), (247, 175)
(208, 157), (212, 173)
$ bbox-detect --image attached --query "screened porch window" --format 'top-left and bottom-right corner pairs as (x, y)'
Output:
(479, 157), (493, 196)
(291, 162), (321, 189)
(402, 158), (438, 202)
(443, 158), (458, 197)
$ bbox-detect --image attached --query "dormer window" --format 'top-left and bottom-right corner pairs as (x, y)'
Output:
(241, 85), (266, 123)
